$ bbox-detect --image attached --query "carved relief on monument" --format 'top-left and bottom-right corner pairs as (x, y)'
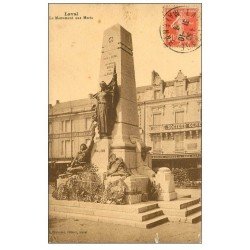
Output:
(106, 153), (131, 177)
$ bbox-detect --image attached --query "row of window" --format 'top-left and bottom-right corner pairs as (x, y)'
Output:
(49, 118), (92, 134)
(151, 131), (200, 152)
(49, 139), (91, 158)
(49, 109), (192, 133)
(152, 111), (184, 125)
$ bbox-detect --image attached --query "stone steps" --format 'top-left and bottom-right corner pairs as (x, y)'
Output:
(49, 196), (202, 226)
(158, 197), (200, 209)
(185, 204), (201, 216)
(49, 197), (168, 228)
(50, 211), (168, 228)
(140, 215), (169, 229)
(187, 211), (201, 223)
(167, 211), (201, 223)
(158, 198), (201, 224)
(138, 203), (159, 213)
(50, 197), (159, 214)
(50, 204), (163, 222)
(161, 203), (201, 217)
(141, 209), (164, 221)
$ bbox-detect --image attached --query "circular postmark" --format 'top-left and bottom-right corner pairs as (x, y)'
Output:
(160, 5), (201, 53)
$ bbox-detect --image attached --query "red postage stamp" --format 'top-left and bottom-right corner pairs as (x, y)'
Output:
(162, 5), (201, 53)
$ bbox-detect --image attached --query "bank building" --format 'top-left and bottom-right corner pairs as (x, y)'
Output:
(49, 70), (201, 175)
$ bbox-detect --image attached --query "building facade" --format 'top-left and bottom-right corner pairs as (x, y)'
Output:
(49, 98), (95, 164)
(137, 70), (201, 171)
(49, 70), (201, 171)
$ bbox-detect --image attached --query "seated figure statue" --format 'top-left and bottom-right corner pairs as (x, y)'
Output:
(106, 153), (131, 177)
(66, 124), (96, 174)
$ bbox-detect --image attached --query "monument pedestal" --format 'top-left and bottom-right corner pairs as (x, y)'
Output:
(91, 138), (111, 177)
(155, 167), (177, 201)
(105, 175), (149, 204)
(105, 175), (149, 194)
(110, 145), (137, 170)
(124, 175), (149, 194)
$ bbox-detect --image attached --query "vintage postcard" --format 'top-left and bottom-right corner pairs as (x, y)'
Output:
(49, 3), (202, 243)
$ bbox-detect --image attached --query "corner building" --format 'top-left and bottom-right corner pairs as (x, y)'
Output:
(49, 70), (201, 172)
(137, 70), (201, 171)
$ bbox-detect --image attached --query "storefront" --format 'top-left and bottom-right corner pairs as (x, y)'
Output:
(48, 159), (72, 183)
(152, 153), (201, 172)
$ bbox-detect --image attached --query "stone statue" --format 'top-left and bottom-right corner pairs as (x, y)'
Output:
(92, 65), (119, 138)
(106, 153), (131, 177)
(66, 123), (96, 174)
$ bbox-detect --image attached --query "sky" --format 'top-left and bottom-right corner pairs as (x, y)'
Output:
(49, 4), (201, 105)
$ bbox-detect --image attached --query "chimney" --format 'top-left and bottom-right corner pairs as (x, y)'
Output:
(56, 100), (60, 104)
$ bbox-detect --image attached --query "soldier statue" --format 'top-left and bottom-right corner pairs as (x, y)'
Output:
(66, 123), (97, 174)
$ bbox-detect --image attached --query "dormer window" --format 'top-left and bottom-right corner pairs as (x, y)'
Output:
(175, 85), (184, 96)
(154, 90), (161, 100)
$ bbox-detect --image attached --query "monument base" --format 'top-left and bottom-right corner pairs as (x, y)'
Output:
(105, 174), (149, 204)
(124, 175), (149, 193)
(158, 191), (177, 201)
(106, 175), (149, 194)
(91, 138), (111, 177)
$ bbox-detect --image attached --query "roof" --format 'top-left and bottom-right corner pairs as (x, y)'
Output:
(136, 85), (152, 93)
(165, 81), (175, 87)
(52, 98), (93, 109)
(187, 76), (200, 83)
(164, 75), (200, 87)
(49, 98), (95, 115)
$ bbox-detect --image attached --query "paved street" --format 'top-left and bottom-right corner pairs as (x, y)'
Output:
(49, 216), (201, 243)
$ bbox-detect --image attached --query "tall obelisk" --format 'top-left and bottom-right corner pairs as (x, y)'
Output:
(98, 24), (140, 170)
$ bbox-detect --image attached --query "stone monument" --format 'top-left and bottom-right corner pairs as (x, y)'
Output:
(55, 24), (171, 205)
(91, 24), (154, 180)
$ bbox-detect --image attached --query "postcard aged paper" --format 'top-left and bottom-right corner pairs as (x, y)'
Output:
(49, 3), (201, 243)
